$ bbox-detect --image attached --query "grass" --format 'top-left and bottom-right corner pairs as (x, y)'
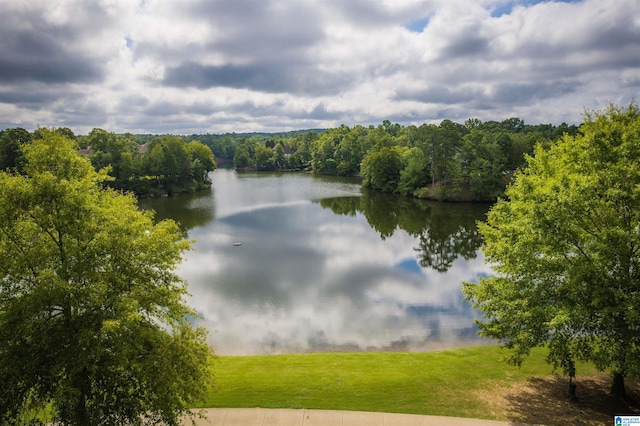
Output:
(199, 345), (609, 421)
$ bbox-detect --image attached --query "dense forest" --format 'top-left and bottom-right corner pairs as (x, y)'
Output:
(0, 127), (217, 197)
(189, 118), (578, 201)
(0, 117), (577, 201)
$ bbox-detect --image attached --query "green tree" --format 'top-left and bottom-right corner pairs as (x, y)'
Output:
(398, 147), (427, 194)
(144, 143), (166, 181)
(254, 144), (275, 171)
(366, 126), (394, 150)
(233, 137), (260, 169)
(54, 127), (77, 141)
(273, 143), (287, 169)
(464, 118), (482, 130)
(187, 140), (217, 183)
(361, 147), (403, 192)
(334, 126), (367, 176)
(463, 104), (640, 397)
(233, 145), (252, 168)
(86, 129), (139, 183)
(0, 130), (212, 425)
(458, 130), (507, 199)
(288, 132), (314, 169)
(160, 136), (193, 185)
(414, 123), (442, 187)
(437, 119), (466, 188)
(311, 127), (348, 175)
(0, 127), (32, 172)
(500, 117), (525, 133)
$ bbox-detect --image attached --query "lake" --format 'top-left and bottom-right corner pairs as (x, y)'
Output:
(139, 168), (495, 355)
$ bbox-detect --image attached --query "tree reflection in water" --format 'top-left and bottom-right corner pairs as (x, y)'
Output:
(139, 188), (216, 233)
(317, 188), (488, 273)
(139, 170), (496, 354)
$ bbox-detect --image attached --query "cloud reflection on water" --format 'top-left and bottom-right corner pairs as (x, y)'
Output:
(170, 171), (495, 354)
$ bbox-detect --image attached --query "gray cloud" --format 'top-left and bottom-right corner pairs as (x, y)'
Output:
(0, 3), (117, 85)
(198, 0), (324, 56)
(325, 0), (435, 28)
(304, 103), (344, 121)
(163, 61), (353, 95)
(490, 80), (583, 104)
(0, 0), (639, 134)
(0, 57), (102, 85)
(133, 0), (325, 66)
(394, 80), (583, 115)
(0, 27), (103, 84)
(394, 86), (484, 105)
(442, 34), (490, 58)
(0, 87), (66, 109)
(324, 0), (395, 27)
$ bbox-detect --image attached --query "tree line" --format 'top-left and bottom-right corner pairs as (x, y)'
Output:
(191, 118), (578, 201)
(1, 118), (576, 201)
(0, 127), (217, 197)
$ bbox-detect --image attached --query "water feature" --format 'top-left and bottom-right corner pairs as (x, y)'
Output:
(139, 168), (494, 355)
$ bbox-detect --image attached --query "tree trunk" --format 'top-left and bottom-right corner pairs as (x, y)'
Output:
(73, 392), (90, 426)
(611, 371), (626, 397)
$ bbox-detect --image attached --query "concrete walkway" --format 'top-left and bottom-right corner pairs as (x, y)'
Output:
(184, 408), (524, 426)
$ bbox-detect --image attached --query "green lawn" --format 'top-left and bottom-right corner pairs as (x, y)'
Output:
(200, 345), (598, 420)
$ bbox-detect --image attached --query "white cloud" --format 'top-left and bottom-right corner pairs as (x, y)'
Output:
(0, 0), (638, 133)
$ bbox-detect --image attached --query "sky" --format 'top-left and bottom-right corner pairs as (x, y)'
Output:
(1, 0), (639, 135)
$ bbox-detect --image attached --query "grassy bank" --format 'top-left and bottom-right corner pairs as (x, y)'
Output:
(200, 345), (604, 420)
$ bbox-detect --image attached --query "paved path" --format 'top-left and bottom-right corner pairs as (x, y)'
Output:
(184, 408), (525, 426)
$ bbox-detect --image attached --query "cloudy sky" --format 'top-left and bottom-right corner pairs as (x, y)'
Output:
(1, 0), (639, 134)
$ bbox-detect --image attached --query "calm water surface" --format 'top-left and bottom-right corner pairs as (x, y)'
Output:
(140, 168), (495, 355)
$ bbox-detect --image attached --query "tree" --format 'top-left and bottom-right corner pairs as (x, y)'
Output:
(233, 144), (252, 168)
(311, 127), (347, 175)
(458, 130), (507, 199)
(414, 123), (441, 186)
(233, 137), (260, 169)
(0, 129), (213, 425)
(187, 140), (217, 183)
(254, 144), (275, 171)
(54, 127), (77, 141)
(463, 104), (640, 397)
(437, 119), (465, 188)
(335, 126), (367, 176)
(398, 147), (428, 194)
(160, 136), (193, 185)
(288, 132), (314, 169)
(361, 146), (403, 192)
(273, 143), (287, 169)
(85, 129), (138, 183)
(0, 127), (32, 172)
(144, 143), (166, 181)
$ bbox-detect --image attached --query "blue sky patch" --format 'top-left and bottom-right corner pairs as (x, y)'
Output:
(404, 16), (430, 33)
(491, 0), (582, 17)
(395, 258), (424, 275)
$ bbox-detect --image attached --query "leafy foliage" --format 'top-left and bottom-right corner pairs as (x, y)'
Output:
(463, 104), (640, 396)
(0, 130), (213, 425)
(0, 127), (32, 172)
(155, 116), (579, 201)
(210, 117), (575, 201)
(361, 147), (403, 192)
(1, 116), (577, 201)
(80, 130), (217, 196)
